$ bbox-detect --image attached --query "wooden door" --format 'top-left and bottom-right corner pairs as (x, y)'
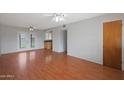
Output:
(103, 20), (122, 70)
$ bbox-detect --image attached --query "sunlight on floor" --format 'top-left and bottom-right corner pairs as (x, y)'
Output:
(18, 53), (27, 70)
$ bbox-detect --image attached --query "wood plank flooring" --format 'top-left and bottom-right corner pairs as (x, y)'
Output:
(0, 49), (124, 80)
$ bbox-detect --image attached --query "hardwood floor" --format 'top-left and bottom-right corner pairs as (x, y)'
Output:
(0, 49), (124, 80)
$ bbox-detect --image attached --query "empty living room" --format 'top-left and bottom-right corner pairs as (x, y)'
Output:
(0, 13), (124, 80)
(1, 0), (124, 93)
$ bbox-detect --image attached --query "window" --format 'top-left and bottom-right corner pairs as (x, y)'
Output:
(30, 34), (35, 48)
(19, 33), (27, 49)
(45, 32), (52, 40)
(19, 33), (35, 49)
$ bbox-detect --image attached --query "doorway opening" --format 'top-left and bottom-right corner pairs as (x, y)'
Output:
(44, 31), (53, 50)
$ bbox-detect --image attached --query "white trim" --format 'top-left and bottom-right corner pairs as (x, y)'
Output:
(1, 48), (43, 55)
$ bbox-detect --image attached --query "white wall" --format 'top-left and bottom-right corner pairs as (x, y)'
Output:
(52, 28), (60, 52)
(67, 13), (124, 71)
(0, 25), (45, 54)
(52, 27), (67, 52)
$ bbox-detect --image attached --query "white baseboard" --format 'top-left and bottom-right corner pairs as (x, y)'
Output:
(1, 48), (44, 55)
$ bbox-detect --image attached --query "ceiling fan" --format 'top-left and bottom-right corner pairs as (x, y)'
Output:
(43, 13), (67, 22)
(27, 26), (39, 31)
(29, 26), (34, 31)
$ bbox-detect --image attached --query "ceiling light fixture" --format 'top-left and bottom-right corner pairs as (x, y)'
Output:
(53, 13), (65, 22)
(29, 26), (34, 31)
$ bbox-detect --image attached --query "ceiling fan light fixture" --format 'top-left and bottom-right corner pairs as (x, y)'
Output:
(55, 16), (59, 22)
(53, 13), (65, 22)
(29, 26), (34, 31)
